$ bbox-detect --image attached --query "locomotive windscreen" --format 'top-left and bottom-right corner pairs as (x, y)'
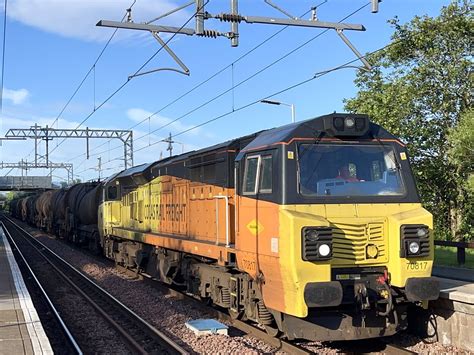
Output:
(298, 144), (406, 197)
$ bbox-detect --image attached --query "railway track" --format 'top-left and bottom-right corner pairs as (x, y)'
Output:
(0, 222), (82, 355)
(1, 215), (187, 355)
(113, 264), (311, 354)
(4, 214), (419, 354)
(115, 265), (418, 355)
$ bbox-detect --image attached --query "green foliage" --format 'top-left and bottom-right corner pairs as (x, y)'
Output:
(448, 109), (474, 187)
(448, 109), (474, 237)
(5, 191), (19, 202)
(345, 1), (473, 240)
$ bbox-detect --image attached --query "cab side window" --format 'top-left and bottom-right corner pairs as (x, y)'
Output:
(259, 155), (272, 193)
(243, 154), (273, 195)
(107, 185), (120, 200)
(243, 156), (260, 194)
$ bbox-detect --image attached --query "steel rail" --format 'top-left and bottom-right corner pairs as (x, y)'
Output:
(115, 265), (312, 355)
(1, 215), (187, 355)
(116, 266), (420, 355)
(4, 215), (418, 354)
(382, 341), (418, 355)
(0, 221), (83, 355)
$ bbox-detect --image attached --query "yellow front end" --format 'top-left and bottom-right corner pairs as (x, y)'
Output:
(277, 203), (433, 318)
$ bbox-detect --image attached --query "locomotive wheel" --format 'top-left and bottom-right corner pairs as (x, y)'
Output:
(228, 308), (242, 320)
(264, 324), (280, 337)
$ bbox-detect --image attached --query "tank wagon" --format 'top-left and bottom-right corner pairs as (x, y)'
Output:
(11, 113), (440, 342)
(63, 182), (101, 251)
(35, 190), (53, 229)
(49, 188), (67, 235)
(9, 198), (23, 219)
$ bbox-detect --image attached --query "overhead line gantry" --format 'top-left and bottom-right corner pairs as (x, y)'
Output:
(2, 125), (134, 170)
(97, 0), (381, 78)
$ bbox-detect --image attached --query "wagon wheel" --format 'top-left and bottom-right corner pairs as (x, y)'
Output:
(88, 232), (102, 255)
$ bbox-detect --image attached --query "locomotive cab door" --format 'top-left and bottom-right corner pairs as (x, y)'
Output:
(103, 183), (121, 232)
(236, 150), (277, 278)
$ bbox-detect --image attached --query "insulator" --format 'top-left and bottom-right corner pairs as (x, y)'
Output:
(198, 29), (220, 38)
(218, 13), (243, 23)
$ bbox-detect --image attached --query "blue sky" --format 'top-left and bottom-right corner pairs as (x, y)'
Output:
(1, 0), (451, 183)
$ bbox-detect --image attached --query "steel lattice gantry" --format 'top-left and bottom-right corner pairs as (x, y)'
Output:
(4, 126), (134, 169)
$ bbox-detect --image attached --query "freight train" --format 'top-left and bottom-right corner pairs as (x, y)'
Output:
(9, 113), (439, 341)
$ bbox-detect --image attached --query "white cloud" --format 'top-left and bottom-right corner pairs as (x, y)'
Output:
(1, 113), (79, 130)
(3, 88), (29, 105)
(126, 107), (200, 136)
(8, 0), (189, 43)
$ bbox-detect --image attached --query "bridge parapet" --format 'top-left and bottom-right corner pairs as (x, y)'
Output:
(0, 176), (52, 190)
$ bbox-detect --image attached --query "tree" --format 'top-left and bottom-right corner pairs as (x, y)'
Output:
(345, 1), (473, 240)
(447, 109), (474, 237)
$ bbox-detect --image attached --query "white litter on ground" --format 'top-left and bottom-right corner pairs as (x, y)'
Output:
(185, 319), (229, 336)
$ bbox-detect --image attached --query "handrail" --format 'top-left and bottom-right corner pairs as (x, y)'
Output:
(434, 240), (474, 248)
(214, 195), (230, 247)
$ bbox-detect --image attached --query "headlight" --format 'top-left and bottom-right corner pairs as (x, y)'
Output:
(408, 241), (420, 255)
(345, 117), (355, 128)
(318, 243), (331, 257)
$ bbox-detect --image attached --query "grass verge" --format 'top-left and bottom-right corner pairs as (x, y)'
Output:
(434, 245), (474, 269)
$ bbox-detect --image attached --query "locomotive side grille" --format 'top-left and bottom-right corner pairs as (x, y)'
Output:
(331, 222), (387, 264)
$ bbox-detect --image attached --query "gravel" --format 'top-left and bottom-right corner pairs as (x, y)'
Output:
(19, 222), (470, 354)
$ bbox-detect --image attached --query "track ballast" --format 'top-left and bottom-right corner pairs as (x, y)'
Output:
(1, 215), (186, 355)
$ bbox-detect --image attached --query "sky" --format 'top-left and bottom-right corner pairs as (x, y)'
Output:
(0, 0), (452, 184)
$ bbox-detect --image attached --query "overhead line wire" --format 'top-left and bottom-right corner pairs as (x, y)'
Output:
(71, 2), (328, 163)
(49, 0), (137, 129)
(73, 1), (368, 168)
(130, 38), (402, 154)
(48, 0), (209, 158)
(93, 37), (401, 172)
(22, 0), (137, 162)
(136, 1), (369, 142)
(120, 3), (371, 149)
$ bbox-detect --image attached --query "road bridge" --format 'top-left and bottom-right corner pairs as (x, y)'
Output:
(0, 176), (52, 191)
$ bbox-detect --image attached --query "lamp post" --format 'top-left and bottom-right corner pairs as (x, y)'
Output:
(260, 99), (296, 123)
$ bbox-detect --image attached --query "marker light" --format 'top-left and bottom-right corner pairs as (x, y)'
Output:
(318, 244), (331, 257)
(417, 228), (428, 237)
(408, 241), (420, 255)
(334, 117), (344, 131)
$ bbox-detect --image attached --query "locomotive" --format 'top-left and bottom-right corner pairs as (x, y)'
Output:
(10, 113), (439, 341)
